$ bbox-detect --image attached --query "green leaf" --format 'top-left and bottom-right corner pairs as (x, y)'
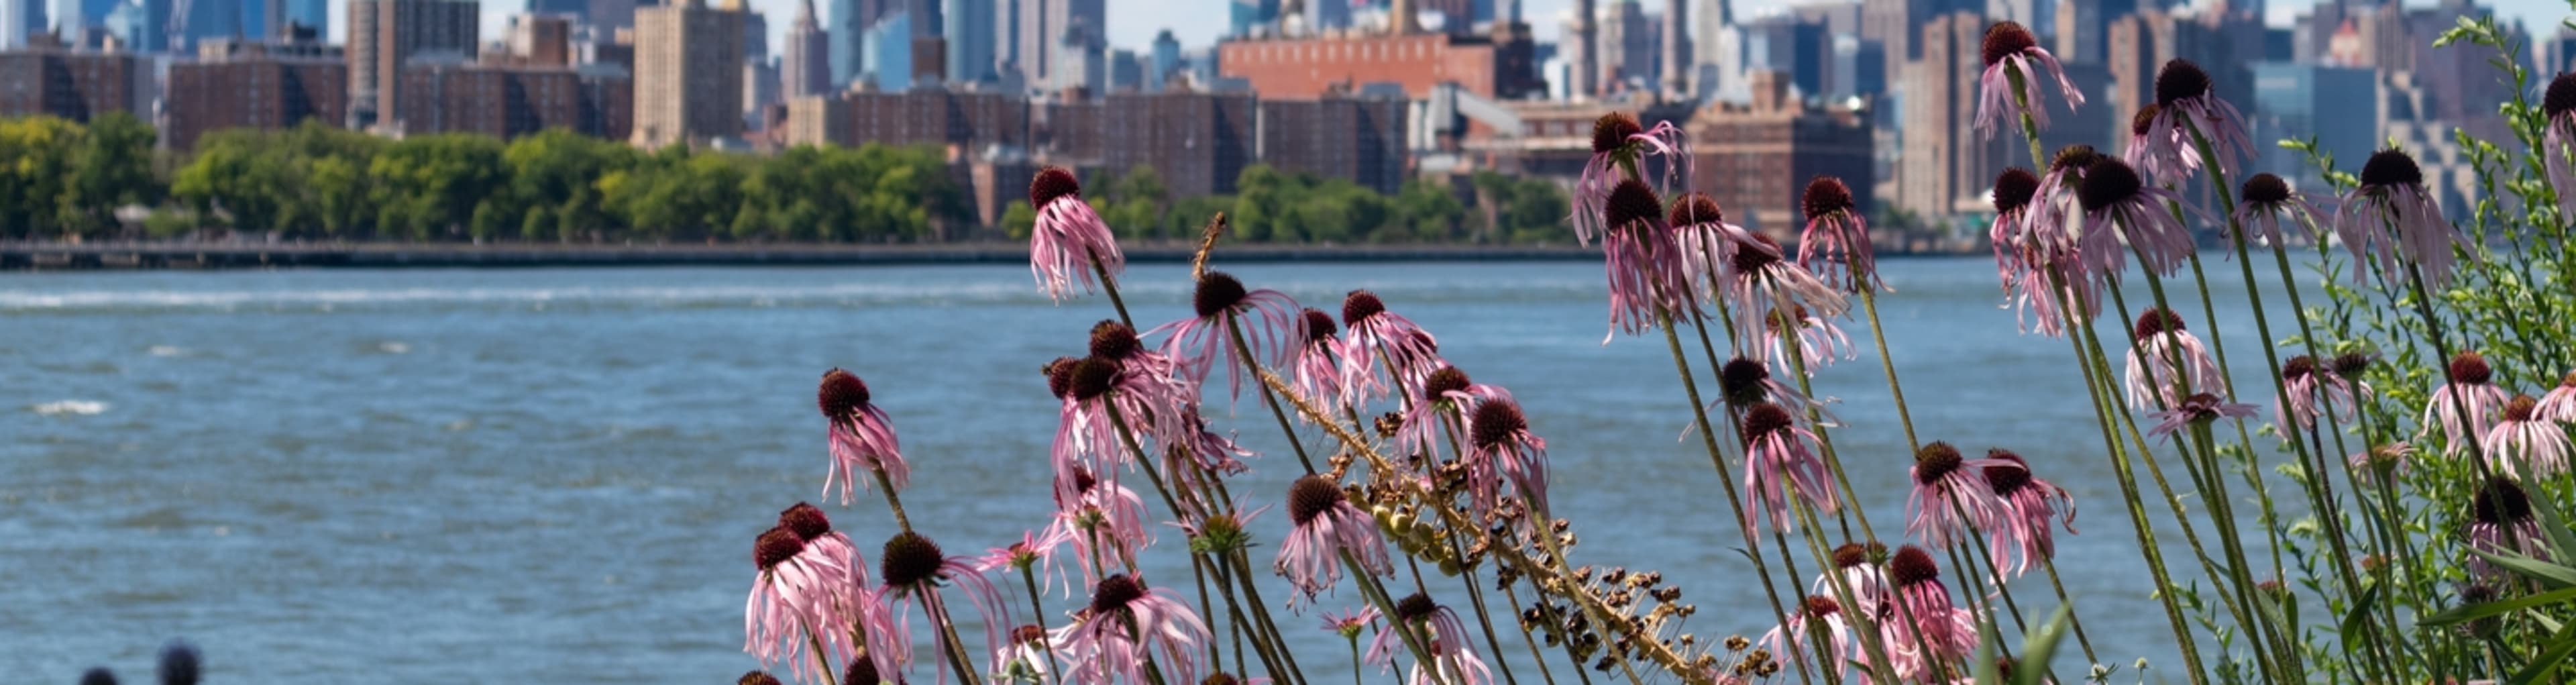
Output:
(2471, 549), (2576, 589)
(2527, 488), (2576, 556)
(2012, 607), (2075, 685)
(2340, 583), (2380, 645)
(2421, 585), (2576, 626)
(2509, 625), (2576, 685)
(1973, 617), (2004, 685)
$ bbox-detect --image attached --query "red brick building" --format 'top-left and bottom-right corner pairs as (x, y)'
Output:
(163, 51), (347, 149)
(0, 48), (149, 123)
(1684, 71), (1874, 239)
(396, 62), (632, 140)
(1257, 95), (1406, 194)
(1216, 28), (1540, 100)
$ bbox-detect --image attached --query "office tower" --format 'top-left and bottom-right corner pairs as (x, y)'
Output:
(1146, 28), (1176, 91)
(525, 0), (582, 18)
(2249, 62), (2375, 182)
(50, 0), (79, 36)
(1660, 0), (1684, 96)
(1896, 10), (2010, 218)
(830, 0), (885, 87)
(506, 12), (572, 64)
(586, 0), (634, 28)
(1572, 0), (1594, 96)
(2053, 0), (2135, 64)
(861, 9), (906, 89)
(1049, 13), (1097, 92)
(1741, 15), (1824, 96)
(743, 9), (766, 60)
(784, 0), (830, 95)
(347, 0), (478, 129)
(284, 0), (321, 30)
(633, 0), (745, 147)
(1013, 0), (1095, 87)
(1592, 0), (1652, 91)
(941, 0), (989, 83)
(5, 0), (38, 48)
(1228, 0), (1275, 36)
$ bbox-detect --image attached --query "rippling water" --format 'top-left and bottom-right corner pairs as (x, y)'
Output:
(1, 260), (2300, 682)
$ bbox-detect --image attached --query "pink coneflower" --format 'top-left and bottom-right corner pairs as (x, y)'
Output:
(2536, 372), (2576, 423)
(2133, 60), (2255, 181)
(2485, 396), (2570, 478)
(1799, 176), (1884, 293)
(2467, 477), (2548, 579)
(1816, 542), (1891, 617)
(1324, 604), (1381, 642)
(1049, 355), (1185, 507)
(2147, 392), (2259, 442)
(1713, 356), (1826, 417)
(1741, 402), (1839, 531)
(1760, 596), (1863, 684)
(1365, 594), (1495, 685)
(1277, 475), (1394, 604)
(2348, 441), (2414, 486)
(1725, 234), (1851, 353)
(2334, 149), (2465, 288)
(747, 523), (873, 685)
(1881, 546), (1980, 682)
(2078, 158), (2200, 278)
(2424, 351), (2511, 455)
(2124, 309), (2229, 411)
(1904, 442), (2006, 549)
(975, 526), (1077, 595)
(820, 368), (908, 504)
(2123, 104), (2200, 182)
(1087, 321), (1197, 437)
(1599, 179), (1699, 340)
(1975, 21), (2084, 139)
(1027, 166), (1125, 301)
(2275, 355), (2359, 433)
(1982, 450), (2076, 578)
(1053, 574), (1212, 685)
(2233, 173), (2329, 249)
(1670, 192), (1775, 299)
(1395, 366), (1512, 461)
(1990, 166), (2091, 337)
(1291, 309), (1349, 411)
(1161, 408), (1256, 503)
(2542, 73), (2576, 221)
(1762, 304), (1856, 376)
(1572, 112), (1692, 244)
(1152, 271), (1305, 400)
(1463, 395), (1552, 520)
(1338, 290), (1444, 405)
(1048, 466), (1153, 578)
(991, 624), (1053, 684)
(881, 532), (1013, 684)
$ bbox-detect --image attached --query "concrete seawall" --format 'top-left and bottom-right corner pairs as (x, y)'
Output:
(0, 242), (1624, 270)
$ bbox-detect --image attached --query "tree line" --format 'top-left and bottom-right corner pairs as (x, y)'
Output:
(1, 115), (1572, 245)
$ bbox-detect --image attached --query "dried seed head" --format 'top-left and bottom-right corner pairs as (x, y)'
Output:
(1670, 191), (1725, 227)
(1030, 166), (1083, 208)
(819, 368), (871, 419)
(2242, 173), (2292, 206)
(1981, 21), (2036, 67)
(755, 526), (806, 570)
(2506, 394), (2540, 422)
(2548, 72), (2576, 120)
(2282, 355), (2318, 382)
(1886, 545), (1941, 588)
(1044, 356), (1079, 399)
(1719, 357), (1771, 407)
(2130, 103), (2161, 137)
(1914, 441), (1964, 485)
(1424, 366), (1472, 400)
(2449, 351), (2494, 384)
(2133, 307), (2187, 338)
(1069, 356), (1119, 401)
(1605, 179), (1666, 229)
(1194, 272), (1249, 318)
(1592, 111), (1644, 154)
(1394, 592), (1440, 622)
(1302, 309), (1338, 346)
(1089, 320), (1143, 360)
(1470, 399), (1529, 448)
(1091, 574), (1147, 613)
(741, 672), (784, 685)
(778, 502), (833, 541)
(2076, 158), (2143, 213)
(1342, 290), (1387, 326)
(1992, 168), (2039, 215)
(881, 531), (946, 587)
(1288, 474), (1346, 526)
(2359, 149), (2424, 187)
(2153, 59), (2210, 107)
(2050, 146), (2103, 176)
(2331, 351), (2374, 377)
(2473, 477), (2534, 525)
(1740, 403), (1794, 443)
(1801, 176), (1855, 219)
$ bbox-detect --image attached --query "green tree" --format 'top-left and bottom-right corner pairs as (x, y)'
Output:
(62, 113), (159, 237)
(0, 117), (82, 238)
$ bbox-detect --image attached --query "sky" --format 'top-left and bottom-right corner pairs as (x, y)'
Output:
(409, 0), (2575, 69)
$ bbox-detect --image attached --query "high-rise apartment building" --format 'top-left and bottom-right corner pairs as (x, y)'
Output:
(784, 0), (830, 96)
(1688, 70), (1874, 236)
(632, 0), (745, 148)
(1896, 10), (2010, 218)
(2053, 0), (2135, 64)
(505, 13), (572, 65)
(2106, 7), (2257, 154)
(347, 0), (478, 130)
(165, 35), (345, 148)
(0, 45), (148, 119)
(1013, 0), (1098, 89)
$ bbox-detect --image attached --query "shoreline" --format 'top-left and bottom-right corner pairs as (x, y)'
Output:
(0, 240), (1988, 270)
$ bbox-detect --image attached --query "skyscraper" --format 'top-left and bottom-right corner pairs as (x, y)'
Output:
(347, 0), (479, 129)
(861, 9), (907, 89)
(134, 0), (164, 50)
(286, 0), (323, 30)
(941, 0), (991, 83)
(830, 0), (885, 87)
(1896, 10), (2009, 218)
(784, 0), (830, 96)
(1146, 28), (1177, 91)
(51, 0), (80, 37)
(1228, 0), (1275, 37)
(3, 0), (38, 47)
(2053, 0), (2136, 64)
(525, 0), (581, 19)
(1014, 0), (1097, 87)
(633, 0), (746, 147)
